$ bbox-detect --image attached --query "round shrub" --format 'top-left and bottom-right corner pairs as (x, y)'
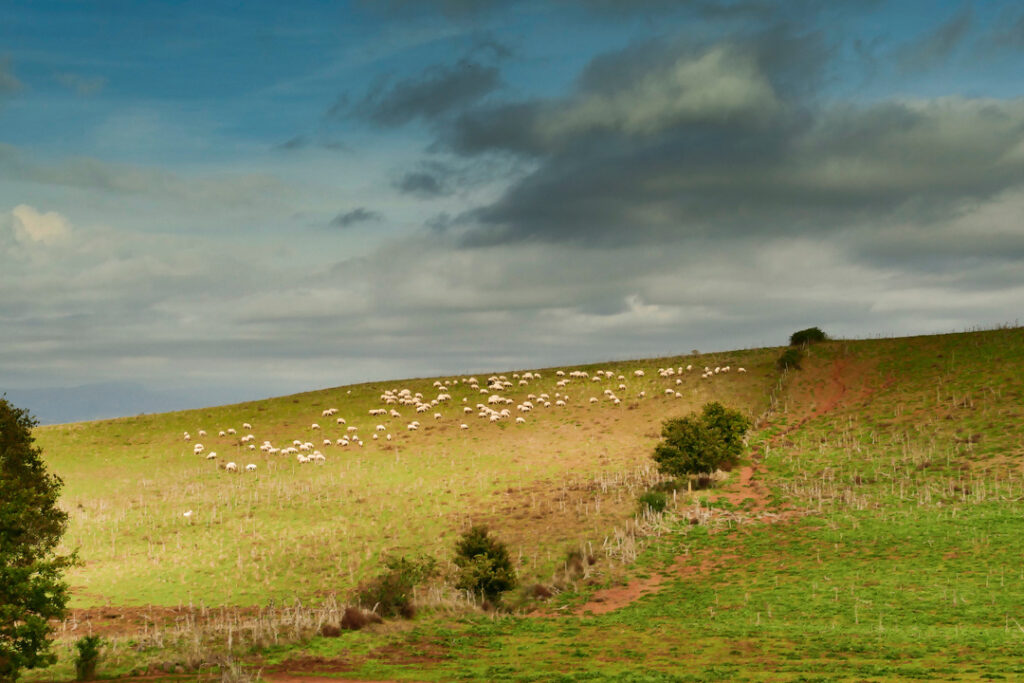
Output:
(453, 525), (517, 603)
(652, 402), (751, 477)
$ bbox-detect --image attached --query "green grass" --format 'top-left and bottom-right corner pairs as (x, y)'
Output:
(35, 350), (776, 608)
(25, 327), (1024, 681)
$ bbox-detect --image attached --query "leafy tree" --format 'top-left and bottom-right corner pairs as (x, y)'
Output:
(652, 402), (751, 477)
(0, 398), (74, 683)
(789, 327), (828, 346)
(453, 525), (517, 603)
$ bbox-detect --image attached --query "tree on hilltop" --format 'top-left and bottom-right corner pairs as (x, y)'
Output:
(0, 397), (74, 683)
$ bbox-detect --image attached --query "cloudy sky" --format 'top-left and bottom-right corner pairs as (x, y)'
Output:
(2, 1), (1023, 422)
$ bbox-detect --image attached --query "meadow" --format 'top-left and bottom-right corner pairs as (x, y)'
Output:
(26, 327), (1024, 681)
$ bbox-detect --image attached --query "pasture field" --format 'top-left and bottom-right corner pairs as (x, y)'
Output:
(25, 327), (1024, 681)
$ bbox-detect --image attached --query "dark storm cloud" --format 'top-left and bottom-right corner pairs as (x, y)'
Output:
(894, 8), (972, 72)
(348, 58), (501, 127)
(435, 31), (1024, 248)
(331, 207), (381, 228)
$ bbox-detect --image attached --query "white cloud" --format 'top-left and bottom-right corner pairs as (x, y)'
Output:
(10, 204), (73, 246)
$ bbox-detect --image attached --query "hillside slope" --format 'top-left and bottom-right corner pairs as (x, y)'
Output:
(256, 327), (1024, 681)
(27, 327), (1024, 681)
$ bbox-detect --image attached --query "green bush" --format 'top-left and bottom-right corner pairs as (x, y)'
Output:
(354, 554), (436, 618)
(789, 327), (828, 346)
(453, 525), (517, 603)
(652, 402), (751, 477)
(637, 490), (668, 513)
(777, 347), (803, 371)
(73, 636), (103, 681)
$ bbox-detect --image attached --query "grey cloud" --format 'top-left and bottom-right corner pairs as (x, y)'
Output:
(349, 58), (501, 127)
(53, 72), (106, 96)
(395, 171), (450, 197)
(331, 207), (381, 227)
(445, 32), (827, 157)
(436, 30), (1024, 248)
(894, 8), (971, 72)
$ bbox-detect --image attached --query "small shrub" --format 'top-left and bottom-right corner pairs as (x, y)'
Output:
(789, 327), (828, 346)
(453, 525), (518, 603)
(340, 606), (381, 630)
(637, 490), (668, 513)
(319, 624), (341, 637)
(652, 402), (751, 477)
(354, 554), (436, 618)
(777, 347), (803, 371)
(73, 635), (103, 682)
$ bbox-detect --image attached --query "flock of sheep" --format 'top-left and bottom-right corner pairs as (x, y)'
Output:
(178, 361), (747, 504)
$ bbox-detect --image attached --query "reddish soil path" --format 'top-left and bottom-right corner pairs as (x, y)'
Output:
(572, 353), (871, 617)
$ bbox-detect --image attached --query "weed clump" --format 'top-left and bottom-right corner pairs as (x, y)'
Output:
(354, 554), (436, 619)
(339, 606), (382, 630)
(453, 525), (518, 604)
(637, 490), (668, 513)
(652, 402), (751, 477)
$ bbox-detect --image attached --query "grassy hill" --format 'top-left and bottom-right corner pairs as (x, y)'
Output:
(25, 327), (1024, 681)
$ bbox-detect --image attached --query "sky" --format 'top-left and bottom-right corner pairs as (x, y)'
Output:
(2, 0), (1023, 423)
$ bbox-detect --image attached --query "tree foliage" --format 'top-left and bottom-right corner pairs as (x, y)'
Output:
(652, 402), (751, 477)
(453, 525), (517, 603)
(789, 327), (828, 346)
(0, 398), (74, 683)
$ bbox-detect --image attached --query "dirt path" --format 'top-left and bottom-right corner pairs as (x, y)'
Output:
(573, 354), (867, 617)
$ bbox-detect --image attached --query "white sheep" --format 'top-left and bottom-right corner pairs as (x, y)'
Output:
(193, 443), (205, 455)
(245, 463), (257, 472)
(184, 432), (191, 441)
(225, 462), (238, 473)
(634, 369), (645, 377)
(242, 422), (252, 430)
(515, 417), (526, 424)
(460, 424), (469, 429)
(206, 451), (217, 460)
(311, 423), (320, 430)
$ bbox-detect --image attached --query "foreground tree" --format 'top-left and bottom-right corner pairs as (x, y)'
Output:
(652, 402), (751, 477)
(0, 398), (74, 682)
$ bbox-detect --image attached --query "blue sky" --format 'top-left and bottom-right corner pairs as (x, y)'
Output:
(2, 0), (1023, 422)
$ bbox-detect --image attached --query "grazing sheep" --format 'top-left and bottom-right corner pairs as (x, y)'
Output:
(226, 428), (236, 435)
(311, 423), (320, 430)
(245, 463), (257, 472)
(242, 422), (252, 430)
(193, 443), (205, 455)
(184, 432), (191, 441)
(515, 417), (526, 424)
(460, 424), (469, 429)
(183, 510), (193, 519)
(634, 369), (645, 377)
(738, 367), (747, 373)
(218, 430), (226, 437)
(376, 424), (386, 431)
(206, 451), (217, 460)
(337, 417), (346, 424)
(225, 462), (238, 473)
